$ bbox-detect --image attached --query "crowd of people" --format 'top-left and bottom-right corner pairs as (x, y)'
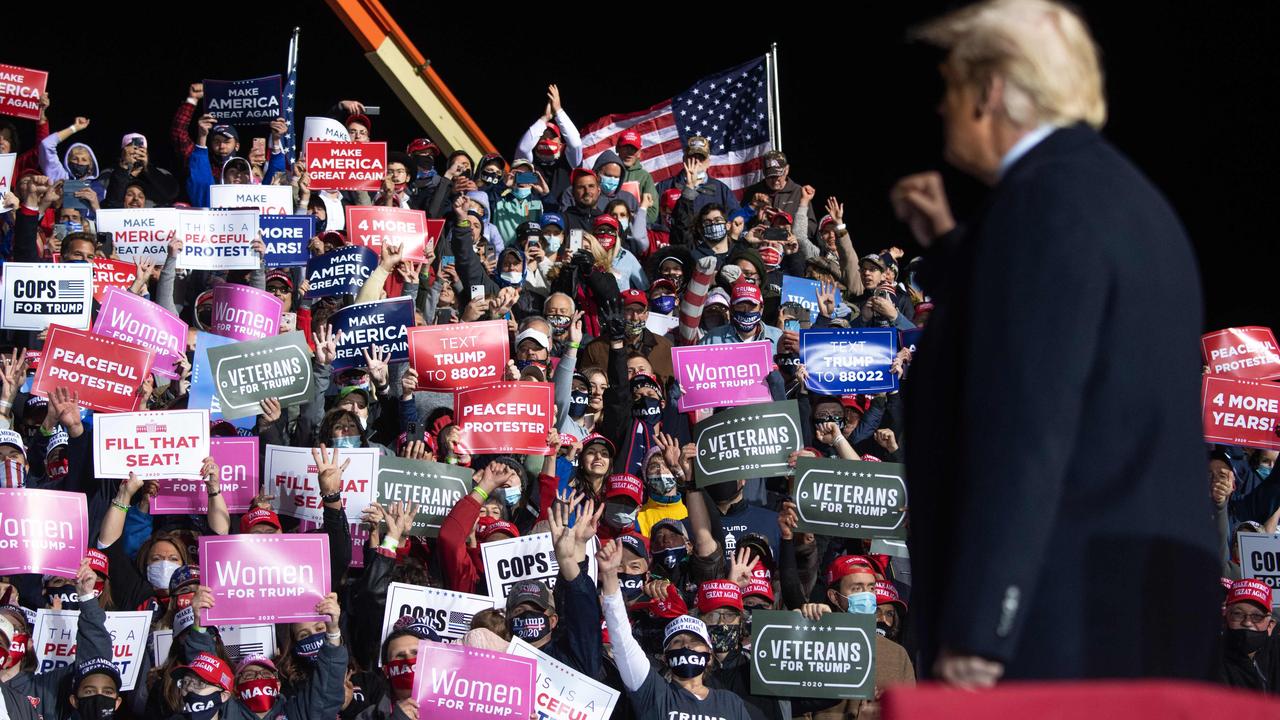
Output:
(0, 21), (1277, 720)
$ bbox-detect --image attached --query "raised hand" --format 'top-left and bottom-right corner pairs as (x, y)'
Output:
(312, 445), (351, 498)
(547, 84), (562, 115)
(316, 592), (342, 635)
(258, 397), (282, 428)
(312, 325), (337, 366)
(890, 172), (955, 248)
(362, 346), (390, 388)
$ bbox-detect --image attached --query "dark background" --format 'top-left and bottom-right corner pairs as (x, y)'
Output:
(5, 2), (1275, 331)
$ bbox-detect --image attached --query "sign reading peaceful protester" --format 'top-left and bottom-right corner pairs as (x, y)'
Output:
(260, 214), (315, 267)
(781, 275), (843, 319)
(94, 409), (211, 480)
(694, 400), (803, 485)
(33, 325), (155, 413)
(332, 297), (413, 371)
(480, 533), (598, 602)
(409, 321), (509, 391)
(33, 609), (151, 690)
(92, 258), (138, 303)
(1202, 375), (1280, 450)
(1202, 327), (1280, 381)
(412, 640), (536, 720)
(206, 331), (314, 420)
(95, 208), (176, 263)
(454, 382), (554, 456)
(177, 209), (259, 271)
(381, 583), (498, 652)
(152, 437), (260, 515)
(801, 328), (899, 394)
(749, 609), (875, 699)
(92, 287), (187, 380)
(262, 444), (378, 524)
(306, 246), (378, 297)
(376, 457), (471, 537)
(0, 64), (48, 120)
(211, 284), (282, 341)
(199, 534), (330, 624)
(506, 637), (620, 720)
(203, 75), (282, 125)
(1, 262), (92, 330)
(1238, 532), (1280, 602)
(209, 184), (294, 215)
(671, 341), (773, 412)
(347, 205), (439, 261)
(792, 457), (907, 539)
(0, 488), (87, 578)
(306, 141), (387, 192)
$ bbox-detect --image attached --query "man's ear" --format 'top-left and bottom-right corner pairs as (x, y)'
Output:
(549, 612), (559, 631)
(826, 587), (842, 610)
(977, 75), (1005, 119)
(69, 695), (78, 710)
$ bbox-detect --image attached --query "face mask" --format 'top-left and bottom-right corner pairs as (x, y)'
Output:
(619, 217), (630, 232)
(293, 632), (326, 663)
(1258, 466), (1273, 480)
(568, 391), (590, 419)
(5, 632), (27, 669)
(1225, 627), (1270, 655)
(385, 657), (415, 692)
(331, 435), (361, 449)
(181, 690), (223, 720)
(876, 621), (896, 639)
(704, 482), (740, 504)
(501, 486), (522, 507)
(599, 176), (620, 193)
(480, 171), (503, 186)
(78, 693), (117, 720)
(512, 186), (532, 200)
(664, 647), (710, 679)
(815, 415), (846, 432)
(845, 591), (877, 615)
(618, 572), (647, 601)
(708, 624), (742, 654)
(653, 546), (687, 572)
(69, 162), (92, 179)
(703, 221), (727, 241)
(515, 359), (548, 375)
(703, 312), (727, 331)
(650, 296), (677, 315)
(46, 457), (69, 481)
(732, 310), (762, 334)
(237, 677), (279, 713)
(625, 319), (646, 338)
(633, 397), (662, 424)
(596, 233), (617, 251)
(510, 610), (552, 643)
(646, 473), (677, 498)
(544, 233), (563, 253)
(604, 502), (638, 530)
(45, 587), (79, 610)
(146, 560), (181, 591)
(499, 270), (523, 286)
(535, 140), (562, 161)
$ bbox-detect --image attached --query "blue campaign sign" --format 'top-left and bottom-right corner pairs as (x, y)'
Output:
(800, 327), (899, 395)
(781, 275), (842, 319)
(259, 215), (314, 268)
(190, 331), (255, 430)
(305, 246), (378, 298)
(203, 75), (283, 125)
(330, 296), (414, 370)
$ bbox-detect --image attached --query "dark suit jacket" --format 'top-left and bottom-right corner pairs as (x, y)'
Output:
(904, 125), (1219, 680)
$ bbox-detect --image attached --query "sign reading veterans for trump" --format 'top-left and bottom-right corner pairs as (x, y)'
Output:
(206, 331), (314, 420)
(306, 141), (387, 192)
(203, 75), (282, 125)
(262, 444), (378, 524)
(1238, 533), (1280, 603)
(260, 214), (314, 267)
(800, 328), (898, 395)
(380, 583), (498, 653)
(92, 287), (187, 380)
(346, 206), (439, 261)
(749, 610), (875, 699)
(94, 409), (211, 480)
(793, 457), (907, 539)
(480, 533), (598, 602)
(95, 208), (176, 264)
(199, 534), (330, 625)
(376, 457), (471, 537)
(0, 488), (88, 578)
(306, 246), (378, 298)
(1202, 375), (1280, 450)
(411, 640), (536, 720)
(33, 325), (155, 413)
(1, 262), (92, 330)
(0, 64), (48, 120)
(408, 321), (509, 391)
(694, 400), (803, 485)
(332, 297), (413, 371)
(209, 184), (294, 215)
(211, 284), (282, 341)
(454, 382), (554, 456)
(506, 637), (620, 720)
(671, 341), (773, 412)
(1202, 327), (1280, 381)
(33, 609), (152, 690)
(177, 209), (260, 271)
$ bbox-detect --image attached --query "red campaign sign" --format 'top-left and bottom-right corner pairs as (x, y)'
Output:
(32, 325), (155, 413)
(454, 382), (554, 456)
(305, 140), (386, 192)
(409, 320), (509, 391)
(0, 64), (48, 121)
(1201, 326), (1280, 381)
(346, 205), (440, 262)
(92, 258), (138, 303)
(1202, 375), (1280, 450)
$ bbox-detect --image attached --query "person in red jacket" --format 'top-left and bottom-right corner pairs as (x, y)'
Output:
(436, 457), (525, 594)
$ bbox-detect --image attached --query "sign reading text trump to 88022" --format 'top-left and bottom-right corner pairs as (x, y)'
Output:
(749, 609), (875, 699)
(800, 328), (898, 395)
(793, 457), (907, 540)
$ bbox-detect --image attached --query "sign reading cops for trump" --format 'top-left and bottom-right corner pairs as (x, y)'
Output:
(749, 610), (875, 699)
(1, 263), (92, 331)
(209, 184), (294, 215)
(1238, 532), (1280, 603)
(203, 75), (282, 125)
(376, 457), (471, 537)
(800, 328), (898, 395)
(793, 457), (907, 540)
(260, 215), (314, 267)
(206, 331), (314, 420)
(306, 246), (378, 298)
(480, 533), (598, 602)
(380, 582), (498, 655)
(332, 297), (413, 371)
(694, 400), (802, 485)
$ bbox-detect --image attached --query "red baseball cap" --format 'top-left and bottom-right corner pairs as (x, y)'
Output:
(346, 114), (372, 133)
(406, 138), (440, 156)
(620, 289), (647, 307)
(744, 577), (774, 602)
(730, 281), (762, 306)
(1227, 579), (1272, 613)
(874, 580), (907, 612)
(476, 516), (520, 542)
(660, 188), (682, 212)
(696, 580), (744, 613)
(641, 583), (689, 619)
(569, 167), (597, 185)
(606, 473), (644, 505)
(240, 508), (281, 533)
(649, 278), (677, 295)
(617, 130), (643, 151)
(592, 214), (620, 234)
(770, 210), (794, 226)
(826, 555), (879, 586)
(177, 652), (234, 692)
(582, 433), (616, 456)
(85, 549), (109, 576)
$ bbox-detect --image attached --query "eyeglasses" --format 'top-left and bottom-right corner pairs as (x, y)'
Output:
(238, 667), (275, 682)
(177, 675), (217, 694)
(1227, 608), (1271, 625)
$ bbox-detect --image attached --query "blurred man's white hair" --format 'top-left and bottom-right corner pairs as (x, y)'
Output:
(914, 0), (1106, 130)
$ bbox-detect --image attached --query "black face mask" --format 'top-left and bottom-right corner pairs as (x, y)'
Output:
(1225, 627), (1270, 655)
(814, 415), (845, 432)
(568, 391), (590, 419)
(181, 691), (223, 720)
(45, 588), (79, 610)
(510, 610), (552, 643)
(707, 624), (741, 654)
(77, 694), (117, 720)
(632, 397), (662, 424)
(618, 572), (647, 601)
(876, 621), (897, 640)
(664, 647), (710, 679)
(704, 482), (739, 504)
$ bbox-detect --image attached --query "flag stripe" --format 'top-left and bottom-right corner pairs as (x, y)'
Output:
(581, 111), (679, 159)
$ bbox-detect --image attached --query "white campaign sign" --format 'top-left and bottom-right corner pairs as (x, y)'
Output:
(262, 444), (378, 523)
(0, 152), (15, 197)
(209, 184), (294, 215)
(480, 533), (598, 602)
(0, 262), (92, 331)
(379, 582), (499, 662)
(506, 637), (620, 720)
(93, 409), (210, 480)
(33, 609), (152, 691)
(1238, 531), (1280, 606)
(151, 623), (276, 666)
(303, 116), (350, 144)
(96, 208), (177, 263)
(177, 208), (260, 271)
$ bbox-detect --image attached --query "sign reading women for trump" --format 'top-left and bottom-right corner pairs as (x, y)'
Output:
(95, 208), (176, 264)
(409, 321), (509, 391)
(202, 75), (282, 125)
(412, 640), (536, 720)
(792, 457), (908, 539)
(306, 141), (387, 192)
(332, 297), (413, 370)
(454, 383), (553, 455)
(94, 409), (211, 480)
(33, 326), (155, 413)
(206, 332), (314, 420)
(1, 262), (92, 331)
(0, 488), (87, 578)
(177, 209), (260, 271)
(211, 284), (282, 341)
(199, 534), (330, 625)
(671, 341), (773, 412)
(92, 287), (187, 380)
(209, 184), (293, 215)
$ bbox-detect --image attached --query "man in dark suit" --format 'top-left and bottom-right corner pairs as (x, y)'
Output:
(893, 0), (1220, 686)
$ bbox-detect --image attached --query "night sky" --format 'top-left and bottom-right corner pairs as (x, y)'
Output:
(5, 2), (1276, 331)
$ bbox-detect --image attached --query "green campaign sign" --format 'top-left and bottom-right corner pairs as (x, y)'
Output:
(749, 610), (875, 699)
(376, 457), (472, 537)
(792, 457), (907, 539)
(693, 400), (803, 487)
(206, 331), (314, 420)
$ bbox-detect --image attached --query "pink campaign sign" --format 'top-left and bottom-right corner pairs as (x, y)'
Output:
(412, 640), (535, 720)
(0, 488), (88, 578)
(671, 340), (774, 412)
(92, 286), (188, 379)
(211, 283), (283, 341)
(151, 437), (260, 514)
(198, 534), (330, 625)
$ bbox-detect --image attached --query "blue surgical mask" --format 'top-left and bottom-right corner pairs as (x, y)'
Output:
(653, 546), (687, 571)
(600, 176), (620, 193)
(513, 186), (532, 200)
(544, 233), (563, 252)
(650, 295), (677, 315)
(1259, 466), (1273, 480)
(331, 435), (361, 449)
(845, 592), (877, 615)
(501, 486), (522, 507)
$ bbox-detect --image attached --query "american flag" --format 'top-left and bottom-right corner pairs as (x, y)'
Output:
(580, 56), (773, 197)
(445, 610), (473, 635)
(283, 27), (300, 166)
(57, 279), (86, 295)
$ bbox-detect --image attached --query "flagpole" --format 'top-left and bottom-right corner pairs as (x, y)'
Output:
(285, 27), (300, 167)
(765, 49), (777, 151)
(771, 43), (782, 152)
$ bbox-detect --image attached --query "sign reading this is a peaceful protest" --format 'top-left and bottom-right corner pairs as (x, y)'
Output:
(792, 457), (907, 540)
(1, 262), (92, 331)
(749, 609), (875, 699)
(178, 209), (260, 271)
(33, 609), (152, 690)
(206, 331), (314, 420)
(209, 184), (293, 215)
(694, 400), (803, 485)
(376, 457), (472, 537)
(506, 637), (620, 720)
